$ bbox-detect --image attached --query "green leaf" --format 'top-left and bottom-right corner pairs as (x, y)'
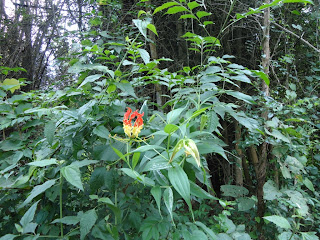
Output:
(153, 2), (179, 14)
(263, 215), (291, 230)
(303, 178), (315, 192)
(195, 221), (217, 239)
(225, 90), (255, 104)
(221, 185), (249, 198)
(190, 107), (208, 119)
(61, 165), (84, 191)
(237, 197), (255, 211)
(132, 145), (165, 153)
(191, 230), (208, 239)
(19, 179), (56, 208)
(263, 180), (283, 200)
(0, 234), (17, 240)
(80, 209), (98, 240)
(188, 1), (200, 10)
(28, 159), (58, 167)
(52, 216), (79, 225)
(282, 0), (313, 3)
(167, 6), (188, 14)
(300, 232), (319, 240)
(138, 49), (150, 64)
(147, 23), (158, 36)
(198, 143), (228, 161)
(111, 145), (126, 161)
(1, 78), (20, 93)
(0, 139), (23, 151)
(78, 74), (103, 88)
(252, 70), (270, 86)
(190, 181), (216, 200)
(208, 111), (220, 132)
(151, 186), (162, 215)
(229, 74), (251, 84)
(164, 124), (179, 134)
(204, 21), (214, 26)
(116, 81), (137, 97)
(107, 84), (116, 93)
(132, 152), (141, 169)
(196, 11), (211, 19)
(93, 125), (110, 139)
(71, 160), (99, 168)
(168, 165), (192, 209)
(121, 168), (155, 186)
(132, 19), (148, 39)
(167, 107), (185, 123)
(163, 187), (173, 221)
(20, 200), (40, 227)
(179, 14), (197, 19)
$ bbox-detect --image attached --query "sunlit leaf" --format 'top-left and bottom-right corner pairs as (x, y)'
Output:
(153, 2), (179, 14)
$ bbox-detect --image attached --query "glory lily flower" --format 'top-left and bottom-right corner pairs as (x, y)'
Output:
(123, 107), (144, 138)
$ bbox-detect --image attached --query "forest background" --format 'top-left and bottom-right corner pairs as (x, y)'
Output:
(0, 0), (320, 239)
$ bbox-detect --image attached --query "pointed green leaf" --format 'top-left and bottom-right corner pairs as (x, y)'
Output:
(303, 178), (315, 192)
(20, 200), (40, 227)
(179, 14), (197, 19)
(44, 121), (56, 146)
(263, 215), (291, 229)
(168, 165), (192, 209)
(51, 216), (79, 225)
(283, 0), (313, 3)
(147, 23), (158, 36)
(196, 11), (211, 19)
(252, 70), (270, 86)
(111, 145), (126, 161)
(132, 145), (165, 153)
(78, 74), (103, 88)
(0, 234), (18, 240)
(19, 179), (56, 208)
(154, 2), (179, 14)
(132, 152), (141, 169)
(61, 165), (84, 191)
(93, 125), (110, 139)
(190, 181), (216, 200)
(188, 1), (200, 10)
(164, 124), (179, 134)
(28, 159), (58, 167)
(80, 209), (98, 240)
(167, 107), (185, 123)
(151, 186), (162, 215)
(138, 49), (150, 64)
(167, 6), (188, 14)
(163, 187), (173, 221)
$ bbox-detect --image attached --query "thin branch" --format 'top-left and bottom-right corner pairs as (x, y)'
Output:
(272, 21), (320, 54)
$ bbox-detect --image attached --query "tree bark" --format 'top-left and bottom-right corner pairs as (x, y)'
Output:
(146, 0), (162, 109)
(234, 121), (243, 186)
(256, 0), (271, 238)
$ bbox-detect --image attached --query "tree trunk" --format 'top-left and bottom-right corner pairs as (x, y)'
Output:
(234, 121), (243, 186)
(146, 0), (162, 110)
(256, 0), (271, 238)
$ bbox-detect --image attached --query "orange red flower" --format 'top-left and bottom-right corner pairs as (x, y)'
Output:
(123, 107), (144, 138)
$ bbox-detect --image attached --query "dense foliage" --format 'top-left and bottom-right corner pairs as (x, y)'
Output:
(0, 0), (319, 239)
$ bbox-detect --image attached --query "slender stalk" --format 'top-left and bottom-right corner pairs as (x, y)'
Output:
(126, 140), (132, 168)
(59, 173), (63, 238)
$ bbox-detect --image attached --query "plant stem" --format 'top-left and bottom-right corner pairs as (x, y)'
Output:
(59, 173), (63, 238)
